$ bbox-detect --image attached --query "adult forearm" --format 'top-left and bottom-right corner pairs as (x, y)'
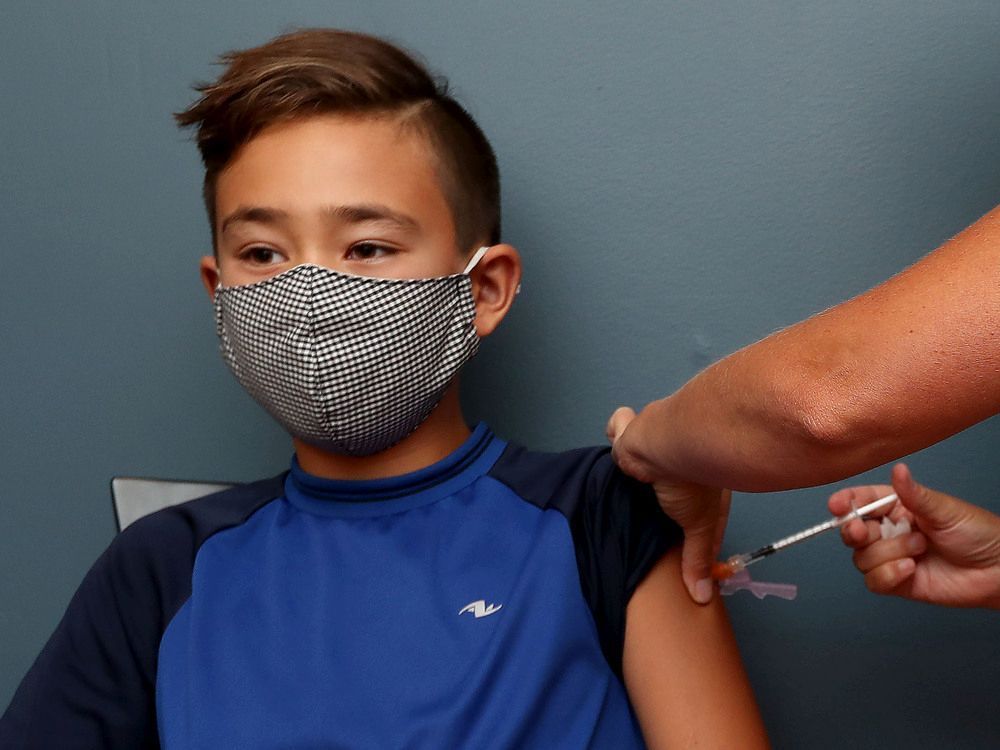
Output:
(622, 346), (884, 491)
(620, 206), (1000, 492)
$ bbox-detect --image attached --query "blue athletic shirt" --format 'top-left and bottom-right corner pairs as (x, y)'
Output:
(1, 424), (682, 748)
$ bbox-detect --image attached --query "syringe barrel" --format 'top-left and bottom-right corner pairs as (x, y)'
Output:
(770, 518), (839, 551)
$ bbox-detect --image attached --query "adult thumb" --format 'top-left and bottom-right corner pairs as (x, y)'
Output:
(681, 524), (716, 605)
(606, 406), (637, 446)
(892, 463), (959, 529)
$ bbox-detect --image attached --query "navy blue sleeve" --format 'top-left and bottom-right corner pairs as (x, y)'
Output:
(0, 515), (181, 748)
(488, 445), (682, 678)
(571, 451), (682, 676)
(0, 475), (285, 749)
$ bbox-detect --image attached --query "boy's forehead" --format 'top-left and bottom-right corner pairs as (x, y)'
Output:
(221, 114), (435, 188)
(216, 114), (455, 235)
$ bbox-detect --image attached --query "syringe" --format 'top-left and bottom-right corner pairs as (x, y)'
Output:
(711, 492), (899, 580)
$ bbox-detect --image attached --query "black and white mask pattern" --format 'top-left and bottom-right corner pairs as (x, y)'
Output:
(214, 248), (487, 456)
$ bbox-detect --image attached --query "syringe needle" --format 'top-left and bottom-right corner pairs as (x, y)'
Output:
(711, 492), (899, 580)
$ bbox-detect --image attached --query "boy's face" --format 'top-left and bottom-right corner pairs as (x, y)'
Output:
(204, 114), (468, 288)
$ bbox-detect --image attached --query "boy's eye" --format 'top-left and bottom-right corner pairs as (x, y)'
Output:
(240, 246), (286, 265)
(347, 242), (396, 261)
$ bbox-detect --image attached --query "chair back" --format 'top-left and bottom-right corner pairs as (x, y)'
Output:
(111, 477), (234, 531)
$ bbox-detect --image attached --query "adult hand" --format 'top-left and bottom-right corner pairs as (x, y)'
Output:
(828, 463), (1000, 609)
(607, 406), (730, 604)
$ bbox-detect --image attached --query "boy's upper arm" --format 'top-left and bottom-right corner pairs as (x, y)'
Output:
(623, 547), (769, 750)
(572, 452), (683, 677)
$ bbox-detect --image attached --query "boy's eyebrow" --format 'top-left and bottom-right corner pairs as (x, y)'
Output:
(326, 203), (420, 231)
(220, 206), (290, 234)
(219, 204), (421, 235)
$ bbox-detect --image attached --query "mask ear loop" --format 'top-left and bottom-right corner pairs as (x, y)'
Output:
(462, 246), (490, 274)
(463, 245), (522, 295)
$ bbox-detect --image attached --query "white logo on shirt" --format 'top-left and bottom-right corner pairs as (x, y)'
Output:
(459, 600), (503, 618)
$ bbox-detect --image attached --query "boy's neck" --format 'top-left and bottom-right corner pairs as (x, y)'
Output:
(293, 383), (472, 480)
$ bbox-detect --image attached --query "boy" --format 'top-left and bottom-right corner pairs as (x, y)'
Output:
(0, 29), (767, 748)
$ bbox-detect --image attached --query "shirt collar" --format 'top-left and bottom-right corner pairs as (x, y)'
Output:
(284, 423), (506, 518)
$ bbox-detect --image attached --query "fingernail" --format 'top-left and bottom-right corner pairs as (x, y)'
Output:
(694, 578), (713, 604)
(897, 558), (916, 576)
(906, 534), (925, 555)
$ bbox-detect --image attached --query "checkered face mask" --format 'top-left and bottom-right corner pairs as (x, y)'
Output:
(214, 247), (489, 456)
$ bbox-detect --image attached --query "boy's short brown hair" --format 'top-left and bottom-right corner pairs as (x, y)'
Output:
(175, 28), (500, 251)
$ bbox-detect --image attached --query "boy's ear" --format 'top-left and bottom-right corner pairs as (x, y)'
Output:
(199, 255), (220, 298)
(470, 243), (522, 337)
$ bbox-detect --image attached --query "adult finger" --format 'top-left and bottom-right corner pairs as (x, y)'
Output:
(712, 490), (732, 560)
(840, 518), (879, 548)
(852, 532), (927, 573)
(605, 406), (636, 444)
(864, 558), (917, 595)
(681, 519), (720, 605)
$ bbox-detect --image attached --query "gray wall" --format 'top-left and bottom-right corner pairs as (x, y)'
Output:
(2, 2), (998, 747)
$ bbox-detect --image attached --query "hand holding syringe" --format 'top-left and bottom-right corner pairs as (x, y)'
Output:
(712, 492), (900, 580)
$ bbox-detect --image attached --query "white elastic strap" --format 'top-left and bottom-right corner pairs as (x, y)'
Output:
(462, 245), (521, 295)
(462, 246), (490, 275)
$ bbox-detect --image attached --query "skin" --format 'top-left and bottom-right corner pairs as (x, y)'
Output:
(200, 113), (767, 743)
(624, 548), (769, 749)
(606, 206), (1000, 603)
(829, 463), (1000, 609)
